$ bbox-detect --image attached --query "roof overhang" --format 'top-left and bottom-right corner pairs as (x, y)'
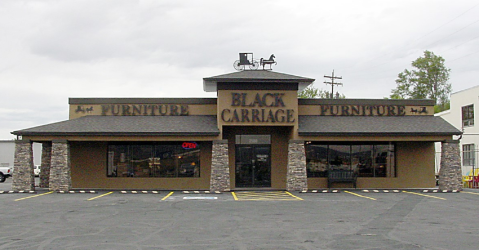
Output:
(298, 116), (462, 137)
(203, 70), (315, 92)
(12, 115), (220, 137)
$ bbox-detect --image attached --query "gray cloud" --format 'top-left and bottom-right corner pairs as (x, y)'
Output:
(1, 0), (478, 139)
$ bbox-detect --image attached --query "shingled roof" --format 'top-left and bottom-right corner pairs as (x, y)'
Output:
(12, 115), (220, 136)
(203, 70), (315, 82)
(203, 70), (315, 92)
(298, 116), (462, 136)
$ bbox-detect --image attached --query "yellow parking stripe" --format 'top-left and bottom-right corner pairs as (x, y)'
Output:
(161, 191), (174, 201)
(15, 191), (54, 201)
(233, 191), (302, 201)
(285, 191), (304, 201)
(344, 191), (377, 200)
(232, 192), (239, 200)
(403, 191), (447, 200)
(462, 191), (479, 196)
(87, 191), (113, 201)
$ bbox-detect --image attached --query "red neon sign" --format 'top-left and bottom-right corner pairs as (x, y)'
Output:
(182, 142), (198, 149)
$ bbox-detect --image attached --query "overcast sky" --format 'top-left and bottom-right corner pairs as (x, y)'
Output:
(1, 0), (478, 140)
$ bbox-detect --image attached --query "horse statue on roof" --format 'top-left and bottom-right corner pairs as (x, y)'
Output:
(260, 54), (277, 70)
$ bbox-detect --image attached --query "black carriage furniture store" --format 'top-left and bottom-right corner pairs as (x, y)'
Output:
(11, 70), (463, 192)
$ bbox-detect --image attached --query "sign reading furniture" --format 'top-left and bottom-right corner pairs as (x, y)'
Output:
(100, 104), (189, 116)
(318, 105), (429, 116)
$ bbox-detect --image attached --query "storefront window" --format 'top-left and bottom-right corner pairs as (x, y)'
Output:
(306, 145), (328, 177)
(306, 143), (395, 178)
(107, 142), (200, 178)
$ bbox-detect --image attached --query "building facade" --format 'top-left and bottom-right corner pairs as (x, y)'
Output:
(436, 85), (479, 178)
(12, 70), (462, 192)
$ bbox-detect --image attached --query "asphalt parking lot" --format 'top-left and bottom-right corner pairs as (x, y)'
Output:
(1, 178), (479, 250)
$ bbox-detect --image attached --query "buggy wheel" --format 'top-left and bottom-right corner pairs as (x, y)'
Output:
(249, 60), (259, 70)
(233, 60), (244, 71)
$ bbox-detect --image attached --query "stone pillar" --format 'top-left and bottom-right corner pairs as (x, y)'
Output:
(12, 140), (35, 191)
(287, 140), (307, 192)
(39, 142), (52, 188)
(439, 140), (462, 191)
(210, 140), (230, 192)
(49, 140), (72, 192)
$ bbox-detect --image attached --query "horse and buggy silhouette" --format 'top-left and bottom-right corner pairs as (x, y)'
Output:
(233, 53), (277, 71)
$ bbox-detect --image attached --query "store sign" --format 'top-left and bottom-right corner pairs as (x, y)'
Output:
(101, 104), (189, 116)
(318, 105), (408, 116)
(182, 142), (198, 150)
(221, 92), (295, 123)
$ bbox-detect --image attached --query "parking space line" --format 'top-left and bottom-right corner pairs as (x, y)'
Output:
(232, 191), (302, 201)
(343, 191), (377, 200)
(232, 192), (239, 200)
(161, 191), (174, 201)
(87, 191), (113, 201)
(14, 191), (54, 201)
(462, 191), (479, 196)
(285, 191), (303, 200)
(402, 191), (447, 200)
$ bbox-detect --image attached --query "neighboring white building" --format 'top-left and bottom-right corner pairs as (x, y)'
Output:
(436, 85), (479, 177)
(0, 140), (42, 167)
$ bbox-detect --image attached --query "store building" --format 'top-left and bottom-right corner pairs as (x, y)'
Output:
(11, 70), (463, 192)
(435, 85), (479, 180)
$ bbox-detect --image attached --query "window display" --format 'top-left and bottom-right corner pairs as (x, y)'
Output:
(306, 143), (395, 178)
(107, 142), (200, 178)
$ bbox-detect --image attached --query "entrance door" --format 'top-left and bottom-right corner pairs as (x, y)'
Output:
(235, 145), (271, 188)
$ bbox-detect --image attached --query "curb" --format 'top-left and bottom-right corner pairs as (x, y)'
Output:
(300, 189), (461, 193)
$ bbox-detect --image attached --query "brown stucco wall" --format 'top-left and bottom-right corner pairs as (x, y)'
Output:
(70, 141), (212, 190)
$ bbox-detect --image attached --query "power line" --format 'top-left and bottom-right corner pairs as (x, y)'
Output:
(324, 70), (342, 99)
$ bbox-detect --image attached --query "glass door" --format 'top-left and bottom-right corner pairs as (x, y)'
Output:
(235, 145), (271, 188)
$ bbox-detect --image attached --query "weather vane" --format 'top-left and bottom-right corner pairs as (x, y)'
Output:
(233, 53), (277, 71)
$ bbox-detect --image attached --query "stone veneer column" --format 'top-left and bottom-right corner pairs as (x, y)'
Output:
(49, 140), (72, 192)
(39, 142), (52, 188)
(12, 140), (35, 191)
(210, 140), (230, 192)
(439, 140), (462, 191)
(287, 140), (307, 192)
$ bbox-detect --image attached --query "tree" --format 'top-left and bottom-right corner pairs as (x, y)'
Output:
(390, 51), (451, 111)
(298, 86), (345, 99)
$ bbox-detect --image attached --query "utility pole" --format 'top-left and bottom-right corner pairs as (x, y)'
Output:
(324, 70), (343, 99)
